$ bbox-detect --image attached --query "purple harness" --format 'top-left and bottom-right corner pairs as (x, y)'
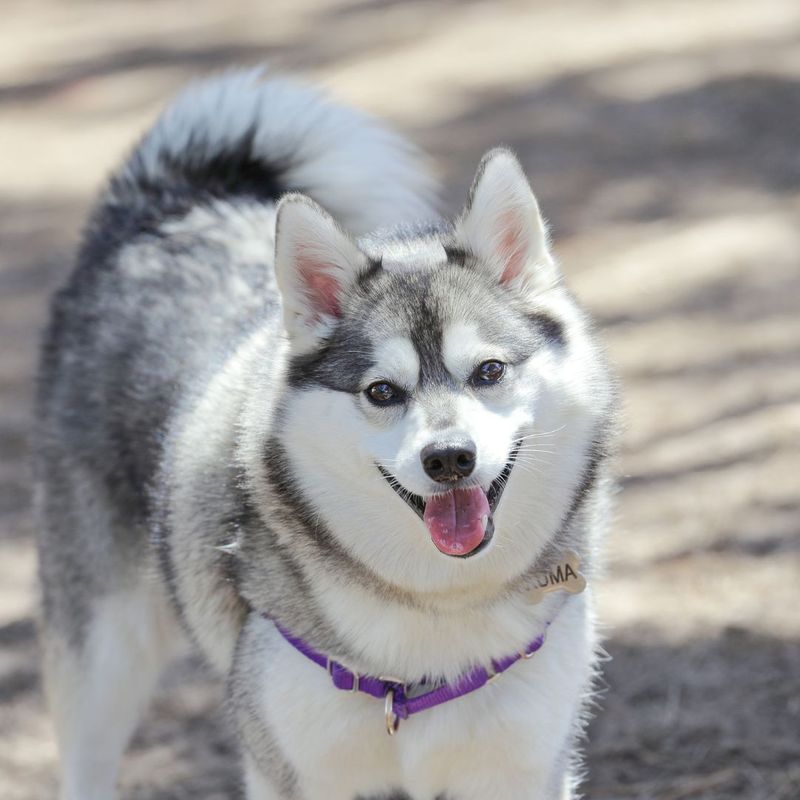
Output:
(269, 617), (548, 734)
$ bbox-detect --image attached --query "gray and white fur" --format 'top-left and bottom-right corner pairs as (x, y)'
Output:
(34, 68), (617, 800)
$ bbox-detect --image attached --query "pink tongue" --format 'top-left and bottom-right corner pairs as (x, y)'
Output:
(423, 486), (491, 556)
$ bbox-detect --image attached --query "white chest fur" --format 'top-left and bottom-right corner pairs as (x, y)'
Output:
(245, 594), (594, 800)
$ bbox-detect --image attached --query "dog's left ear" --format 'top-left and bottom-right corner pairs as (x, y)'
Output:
(456, 148), (558, 290)
(275, 194), (369, 352)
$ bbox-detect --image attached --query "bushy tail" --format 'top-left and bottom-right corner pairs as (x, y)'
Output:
(118, 67), (438, 234)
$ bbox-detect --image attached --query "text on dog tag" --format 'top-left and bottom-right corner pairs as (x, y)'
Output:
(527, 550), (586, 605)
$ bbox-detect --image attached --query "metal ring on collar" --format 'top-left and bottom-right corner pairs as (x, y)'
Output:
(385, 689), (400, 735)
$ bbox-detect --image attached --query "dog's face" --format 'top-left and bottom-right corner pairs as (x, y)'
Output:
(272, 150), (606, 589)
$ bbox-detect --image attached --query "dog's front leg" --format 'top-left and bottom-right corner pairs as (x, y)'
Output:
(229, 614), (302, 800)
(242, 753), (289, 800)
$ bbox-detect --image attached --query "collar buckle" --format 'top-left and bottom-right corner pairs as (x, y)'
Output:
(327, 657), (360, 693)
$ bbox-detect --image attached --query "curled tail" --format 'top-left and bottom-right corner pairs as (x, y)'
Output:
(114, 67), (437, 234)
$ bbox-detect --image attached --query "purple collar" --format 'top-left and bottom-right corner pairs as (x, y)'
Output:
(267, 616), (548, 734)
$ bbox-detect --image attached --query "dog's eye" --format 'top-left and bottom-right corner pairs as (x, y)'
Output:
(471, 360), (506, 386)
(366, 381), (404, 406)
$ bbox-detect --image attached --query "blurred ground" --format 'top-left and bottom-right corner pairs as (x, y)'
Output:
(1, 1), (799, 798)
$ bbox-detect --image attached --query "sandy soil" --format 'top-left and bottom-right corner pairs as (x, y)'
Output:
(1, 1), (799, 798)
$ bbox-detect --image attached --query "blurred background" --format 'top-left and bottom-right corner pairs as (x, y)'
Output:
(1, 1), (799, 798)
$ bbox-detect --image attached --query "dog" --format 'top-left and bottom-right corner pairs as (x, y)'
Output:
(34, 68), (617, 800)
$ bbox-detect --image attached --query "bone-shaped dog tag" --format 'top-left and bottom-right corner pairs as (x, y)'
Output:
(527, 550), (586, 605)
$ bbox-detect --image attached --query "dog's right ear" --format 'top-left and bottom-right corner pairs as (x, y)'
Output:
(275, 194), (368, 352)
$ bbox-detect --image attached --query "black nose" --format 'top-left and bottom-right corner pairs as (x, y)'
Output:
(421, 441), (477, 483)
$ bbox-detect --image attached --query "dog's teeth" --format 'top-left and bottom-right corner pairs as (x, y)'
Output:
(481, 514), (489, 531)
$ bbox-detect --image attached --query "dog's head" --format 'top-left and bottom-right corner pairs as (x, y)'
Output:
(270, 149), (612, 591)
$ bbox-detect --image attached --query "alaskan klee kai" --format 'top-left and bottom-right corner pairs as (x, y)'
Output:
(35, 69), (617, 800)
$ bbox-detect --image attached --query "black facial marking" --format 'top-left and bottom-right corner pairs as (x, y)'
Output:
(442, 244), (468, 266)
(527, 311), (566, 347)
(404, 280), (452, 388)
(356, 257), (384, 288)
(286, 257), (565, 402)
(287, 322), (374, 392)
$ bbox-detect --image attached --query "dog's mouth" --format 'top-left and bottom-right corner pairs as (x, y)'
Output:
(377, 443), (518, 559)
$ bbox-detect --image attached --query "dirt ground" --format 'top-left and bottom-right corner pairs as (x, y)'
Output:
(1, 1), (799, 798)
